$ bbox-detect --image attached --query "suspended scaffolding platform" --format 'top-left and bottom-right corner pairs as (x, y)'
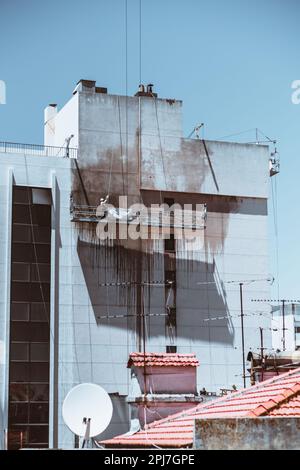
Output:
(70, 202), (207, 230)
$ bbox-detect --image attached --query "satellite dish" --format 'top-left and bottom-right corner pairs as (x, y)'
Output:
(62, 383), (113, 440)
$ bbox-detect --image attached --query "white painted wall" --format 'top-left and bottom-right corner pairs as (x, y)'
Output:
(44, 93), (79, 150)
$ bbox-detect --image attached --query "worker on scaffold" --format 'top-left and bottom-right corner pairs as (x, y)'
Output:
(97, 194), (109, 219)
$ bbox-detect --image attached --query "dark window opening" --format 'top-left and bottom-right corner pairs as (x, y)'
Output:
(165, 270), (176, 285)
(166, 306), (177, 346)
(166, 345), (177, 353)
(164, 197), (175, 208)
(166, 307), (177, 328)
(8, 186), (51, 450)
(164, 233), (175, 252)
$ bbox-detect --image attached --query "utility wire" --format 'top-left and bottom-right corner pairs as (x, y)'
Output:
(215, 128), (257, 141)
(139, 0), (142, 85)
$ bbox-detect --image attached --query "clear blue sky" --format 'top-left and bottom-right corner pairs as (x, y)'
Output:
(0, 0), (299, 299)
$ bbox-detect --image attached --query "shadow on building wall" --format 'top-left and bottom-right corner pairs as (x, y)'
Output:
(77, 236), (234, 345)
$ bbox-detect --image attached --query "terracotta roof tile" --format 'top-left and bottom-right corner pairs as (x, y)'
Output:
(127, 352), (199, 368)
(101, 367), (300, 448)
(269, 394), (300, 416)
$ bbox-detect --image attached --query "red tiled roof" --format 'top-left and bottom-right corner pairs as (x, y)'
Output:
(101, 367), (300, 448)
(127, 352), (199, 368)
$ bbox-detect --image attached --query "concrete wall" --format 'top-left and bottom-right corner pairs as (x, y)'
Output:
(137, 400), (199, 427)
(64, 88), (272, 393)
(68, 90), (270, 202)
(133, 365), (197, 394)
(142, 137), (269, 198)
(194, 417), (300, 450)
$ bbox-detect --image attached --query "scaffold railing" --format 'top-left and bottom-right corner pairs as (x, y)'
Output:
(71, 203), (207, 229)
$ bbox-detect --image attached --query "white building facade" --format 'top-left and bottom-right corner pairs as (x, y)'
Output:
(272, 303), (300, 351)
(0, 80), (272, 449)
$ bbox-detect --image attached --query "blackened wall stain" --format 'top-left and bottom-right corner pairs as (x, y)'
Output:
(76, 234), (234, 345)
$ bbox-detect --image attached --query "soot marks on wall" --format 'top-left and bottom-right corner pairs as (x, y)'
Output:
(76, 232), (234, 345)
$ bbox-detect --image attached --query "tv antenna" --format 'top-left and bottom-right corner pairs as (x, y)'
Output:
(62, 383), (113, 448)
(187, 123), (204, 139)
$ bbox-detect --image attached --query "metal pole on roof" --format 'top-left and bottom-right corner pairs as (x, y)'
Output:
(282, 300), (286, 351)
(259, 327), (264, 382)
(239, 283), (246, 388)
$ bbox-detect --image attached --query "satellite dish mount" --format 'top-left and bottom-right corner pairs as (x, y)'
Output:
(82, 417), (91, 448)
(62, 383), (113, 449)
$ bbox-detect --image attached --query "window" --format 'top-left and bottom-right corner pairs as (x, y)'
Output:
(166, 345), (177, 353)
(10, 363), (30, 382)
(29, 384), (49, 402)
(10, 343), (29, 361)
(164, 233), (175, 252)
(30, 343), (49, 362)
(11, 303), (30, 321)
(31, 303), (50, 322)
(9, 403), (28, 425)
(30, 264), (51, 282)
(12, 225), (31, 242)
(10, 384), (29, 402)
(29, 426), (49, 445)
(29, 403), (49, 423)
(11, 263), (30, 282)
(8, 186), (51, 450)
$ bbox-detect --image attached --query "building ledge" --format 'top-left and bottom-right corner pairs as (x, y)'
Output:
(127, 394), (202, 404)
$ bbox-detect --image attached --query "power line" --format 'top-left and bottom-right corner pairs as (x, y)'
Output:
(97, 309), (276, 323)
(215, 128), (257, 141)
(215, 127), (276, 144)
(97, 312), (167, 320)
(251, 299), (300, 303)
(139, 0), (142, 85)
(97, 280), (172, 287)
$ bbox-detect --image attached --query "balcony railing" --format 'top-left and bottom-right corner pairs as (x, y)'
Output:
(0, 141), (77, 159)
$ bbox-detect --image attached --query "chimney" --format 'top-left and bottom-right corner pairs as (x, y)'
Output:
(146, 83), (154, 94)
(72, 79), (96, 95)
(44, 103), (57, 123)
(134, 83), (157, 97)
(72, 80), (107, 96)
(44, 104), (57, 146)
(127, 352), (201, 427)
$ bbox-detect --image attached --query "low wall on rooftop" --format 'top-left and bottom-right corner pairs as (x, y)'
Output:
(194, 417), (300, 450)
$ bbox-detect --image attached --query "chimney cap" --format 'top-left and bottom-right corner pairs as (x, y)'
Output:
(73, 79), (96, 95)
(76, 79), (96, 87)
(134, 83), (157, 98)
(127, 352), (199, 368)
